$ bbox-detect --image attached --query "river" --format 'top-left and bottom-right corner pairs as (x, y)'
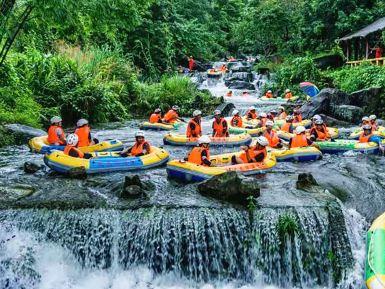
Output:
(0, 75), (383, 289)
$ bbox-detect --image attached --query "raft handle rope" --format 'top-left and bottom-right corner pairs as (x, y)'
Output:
(368, 231), (385, 288)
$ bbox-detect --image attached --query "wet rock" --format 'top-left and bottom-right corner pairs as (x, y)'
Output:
(349, 87), (385, 115)
(67, 167), (87, 179)
(225, 72), (253, 83)
(0, 184), (36, 201)
(198, 171), (260, 206)
(228, 62), (252, 72)
(330, 104), (363, 123)
(119, 175), (154, 199)
(296, 173), (318, 190)
(5, 124), (46, 144)
(226, 80), (255, 90)
(215, 102), (235, 117)
(23, 162), (44, 174)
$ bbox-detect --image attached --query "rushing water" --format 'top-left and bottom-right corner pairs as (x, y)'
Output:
(0, 75), (381, 289)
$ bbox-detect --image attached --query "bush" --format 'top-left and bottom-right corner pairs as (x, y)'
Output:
(326, 64), (385, 93)
(133, 75), (221, 117)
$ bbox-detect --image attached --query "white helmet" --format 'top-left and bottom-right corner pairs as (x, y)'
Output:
(265, 120), (274, 127)
(369, 114), (377, 120)
(315, 119), (324, 125)
(50, 116), (62, 124)
(255, 136), (269, 146)
(172, 105), (180, 110)
(248, 106), (256, 111)
(312, 114), (321, 121)
(193, 110), (202, 117)
(198, 135), (211, 144)
(362, 116), (369, 122)
(363, 124), (372, 130)
(135, 131), (145, 138)
(76, 118), (88, 127)
(232, 109), (239, 116)
(154, 108), (161, 113)
(286, 115), (294, 121)
(67, 134), (78, 146)
(214, 109), (221, 116)
(278, 106), (285, 111)
(260, 112), (267, 118)
(285, 89), (291, 93)
(295, 126), (306, 134)
(267, 90), (272, 93)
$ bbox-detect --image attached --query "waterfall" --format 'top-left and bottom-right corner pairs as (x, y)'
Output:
(0, 205), (358, 289)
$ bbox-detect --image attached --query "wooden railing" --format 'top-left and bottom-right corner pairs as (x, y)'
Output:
(346, 57), (385, 67)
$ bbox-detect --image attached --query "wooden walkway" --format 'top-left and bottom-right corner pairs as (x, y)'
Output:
(347, 57), (385, 67)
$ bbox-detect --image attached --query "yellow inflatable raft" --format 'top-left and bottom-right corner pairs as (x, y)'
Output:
(163, 133), (252, 147)
(229, 125), (263, 137)
(29, 136), (124, 154)
(44, 147), (169, 174)
(167, 152), (276, 182)
(269, 146), (322, 162)
(277, 127), (339, 141)
(259, 96), (299, 103)
(139, 121), (181, 131)
(274, 119), (312, 129)
(349, 126), (385, 140)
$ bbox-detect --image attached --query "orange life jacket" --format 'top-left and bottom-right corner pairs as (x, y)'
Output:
(149, 113), (161, 123)
(265, 92), (273, 98)
(186, 118), (202, 138)
(293, 114), (303, 123)
(281, 122), (292, 133)
(75, 125), (91, 147)
(163, 110), (178, 124)
(247, 111), (258, 119)
(285, 92), (293, 99)
(47, 125), (66, 145)
(131, 141), (151, 156)
(63, 145), (84, 158)
(231, 115), (243, 127)
(188, 147), (210, 166)
(264, 130), (280, 147)
(359, 133), (373, 143)
(277, 112), (287, 120)
(240, 147), (266, 163)
(290, 134), (309, 148)
(213, 118), (228, 137)
(311, 127), (330, 141)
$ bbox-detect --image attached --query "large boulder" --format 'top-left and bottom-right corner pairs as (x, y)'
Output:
(228, 62), (252, 72)
(23, 162), (44, 174)
(349, 87), (385, 115)
(225, 72), (253, 83)
(226, 80), (255, 90)
(119, 175), (154, 199)
(330, 105), (363, 123)
(215, 102), (235, 117)
(5, 124), (46, 143)
(197, 171), (260, 206)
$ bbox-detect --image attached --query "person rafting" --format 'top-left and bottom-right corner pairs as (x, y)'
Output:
(369, 115), (378, 131)
(47, 116), (66, 145)
(281, 115), (295, 133)
(284, 89), (293, 99)
(265, 90), (273, 98)
(226, 90), (233, 97)
(230, 110), (243, 127)
(310, 119), (330, 141)
(361, 116), (370, 126)
(311, 115), (322, 127)
(75, 118), (98, 147)
(293, 109), (303, 123)
(258, 112), (268, 127)
(277, 107), (287, 120)
(63, 134), (92, 159)
(149, 108), (162, 123)
(212, 110), (229, 137)
(185, 135), (212, 166)
(246, 106), (257, 120)
(264, 120), (283, 148)
(289, 126), (313, 148)
(269, 110), (278, 119)
(186, 110), (202, 138)
(358, 125), (378, 143)
(232, 136), (268, 164)
(163, 105), (180, 124)
(120, 131), (151, 157)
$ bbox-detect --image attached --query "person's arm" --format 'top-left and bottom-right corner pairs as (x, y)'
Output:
(201, 150), (212, 166)
(253, 151), (265, 162)
(307, 138), (313, 145)
(142, 143), (151, 155)
(289, 125), (294, 134)
(189, 122), (196, 136)
(288, 138), (293, 148)
(212, 122), (216, 137)
(223, 120), (228, 132)
(57, 128), (66, 143)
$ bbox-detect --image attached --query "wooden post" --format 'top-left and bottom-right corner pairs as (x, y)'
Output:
(366, 38), (369, 59)
(346, 41), (350, 61)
